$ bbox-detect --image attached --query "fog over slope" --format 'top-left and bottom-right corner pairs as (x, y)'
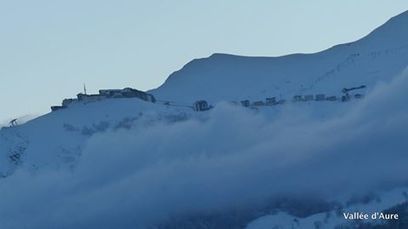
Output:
(1, 10), (408, 229)
(1, 70), (408, 229)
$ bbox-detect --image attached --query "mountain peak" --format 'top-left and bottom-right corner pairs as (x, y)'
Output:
(151, 11), (408, 104)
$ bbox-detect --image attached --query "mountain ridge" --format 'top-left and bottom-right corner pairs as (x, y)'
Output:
(151, 10), (408, 103)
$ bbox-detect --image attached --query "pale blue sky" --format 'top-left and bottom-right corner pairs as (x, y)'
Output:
(1, 0), (408, 123)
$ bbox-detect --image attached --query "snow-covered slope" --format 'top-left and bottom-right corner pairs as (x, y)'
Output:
(151, 11), (408, 103)
(0, 99), (193, 177)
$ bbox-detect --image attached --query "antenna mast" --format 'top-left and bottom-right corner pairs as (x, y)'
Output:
(83, 84), (87, 95)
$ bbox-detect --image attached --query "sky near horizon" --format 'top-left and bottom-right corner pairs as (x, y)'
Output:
(1, 1), (408, 123)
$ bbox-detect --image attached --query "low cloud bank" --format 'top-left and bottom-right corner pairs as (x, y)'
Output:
(1, 72), (408, 228)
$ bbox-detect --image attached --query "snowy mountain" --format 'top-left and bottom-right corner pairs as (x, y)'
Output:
(151, 10), (408, 104)
(1, 10), (408, 229)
